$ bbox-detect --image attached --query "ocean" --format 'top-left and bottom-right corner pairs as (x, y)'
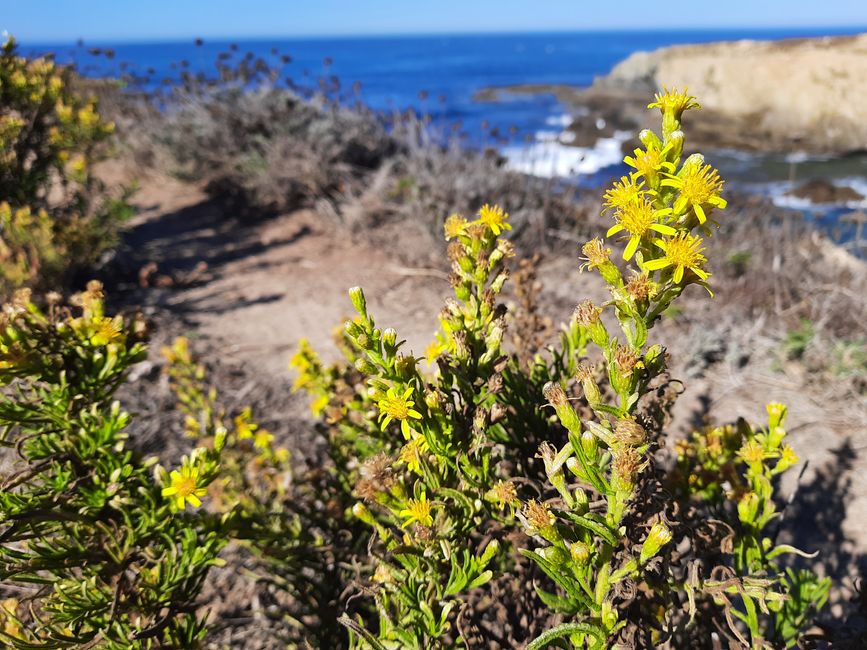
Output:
(24, 29), (867, 244)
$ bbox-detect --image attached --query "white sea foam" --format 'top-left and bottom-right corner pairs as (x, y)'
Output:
(544, 114), (573, 128)
(503, 130), (631, 178)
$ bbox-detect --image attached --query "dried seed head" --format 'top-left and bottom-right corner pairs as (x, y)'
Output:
(613, 446), (643, 483)
(467, 222), (488, 240)
(487, 373), (503, 394)
(542, 381), (568, 407)
(360, 452), (395, 490)
(487, 480), (518, 509)
(580, 238), (611, 271)
(626, 272), (655, 301)
(573, 300), (601, 327)
(575, 363), (595, 382)
(523, 500), (556, 532)
(447, 241), (464, 263)
(614, 419), (647, 446)
(613, 344), (639, 375)
(538, 440), (556, 466)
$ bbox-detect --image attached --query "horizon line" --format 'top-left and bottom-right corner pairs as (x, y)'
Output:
(19, 25), (867, 46)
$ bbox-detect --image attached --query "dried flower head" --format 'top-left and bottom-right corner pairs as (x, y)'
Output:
(614, 419), (647, 446)
(579, 238), (612, 272)
(573, 300), (601, 327)
(523, 500), (556, 532)
(613, 344), (639, 375)
(486, 480), (518, 509)
(575, 363), (595, 382)
(444, 213), (468, 240)
(613, 446), (643, 484)
(542, 381), (568, 407)
(625, 272), (656, 302)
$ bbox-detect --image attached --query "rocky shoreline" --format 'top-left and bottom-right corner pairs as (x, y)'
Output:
(477, 33), (867, 156)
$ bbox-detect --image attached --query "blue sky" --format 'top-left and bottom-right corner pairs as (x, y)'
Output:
(5, 0), (867, 42)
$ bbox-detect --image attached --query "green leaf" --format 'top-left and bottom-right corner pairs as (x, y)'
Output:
(526, 622), (605, 650)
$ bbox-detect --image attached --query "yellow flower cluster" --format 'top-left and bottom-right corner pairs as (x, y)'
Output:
(600, 89), (726, 291)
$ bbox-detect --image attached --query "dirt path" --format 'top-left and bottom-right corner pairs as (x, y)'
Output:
(118, 174), (867, 605)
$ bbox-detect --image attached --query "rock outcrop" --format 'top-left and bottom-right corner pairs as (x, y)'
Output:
(594, 34), (867, 154)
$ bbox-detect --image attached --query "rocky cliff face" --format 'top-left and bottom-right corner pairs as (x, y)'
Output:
(594, 34), (867, 154)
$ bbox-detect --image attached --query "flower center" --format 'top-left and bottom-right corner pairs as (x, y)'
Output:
(382, 398), (409, 420)
(618, 200), (655, 236)
(174, 476), (197, 498)
(665, 234), (705, 267)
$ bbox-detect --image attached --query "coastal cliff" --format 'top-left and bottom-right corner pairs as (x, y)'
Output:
(593, 33), (867, 153)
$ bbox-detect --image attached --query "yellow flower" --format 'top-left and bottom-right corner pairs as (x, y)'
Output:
(399, 491), (434, 527)
(253, 428), (274, 450)
(234, 409), (256, 440)
(606, 199), (675, 260)
(648, 87), (700, 120)
(644, 232), (709, 284)
(444, 213), (468, 240)
(425, 339), (448, 365)
(399, 436), (427, 474)
(90, 316), (123, 346)
(602, 175), (646, 213)
(624, 145), (674, 182)
(477, 204), (511, 236)
(161, 464), (207, 510)
(378, 386), (423, 438)
(662, 161), (726, 223)
(737, 440), (767, 466)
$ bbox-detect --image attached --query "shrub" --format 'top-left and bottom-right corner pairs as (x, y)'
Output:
(0, 90), (833, 648)
(0, 37), (132, 296)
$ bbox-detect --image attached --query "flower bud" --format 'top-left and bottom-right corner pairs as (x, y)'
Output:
(640, 522), (672, 563)
(766, 402), (787, 430)
(569, 540), (591, 565)
(382, 327), (397, 353)
(349, 286), (367, 315)
(737, 492), (760, 524)
(352, 502), (376, 526)
(354, 356), (377, 375)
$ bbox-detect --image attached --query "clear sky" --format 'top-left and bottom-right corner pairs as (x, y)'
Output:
(4, 0), (867, 43)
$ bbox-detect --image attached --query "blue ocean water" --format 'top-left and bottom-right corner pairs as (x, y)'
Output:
(25, 28), (867, 146)
(24, 29), (867, 247)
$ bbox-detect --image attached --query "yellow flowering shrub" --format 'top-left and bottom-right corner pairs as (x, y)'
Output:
(0, 36), (132, 296)
(0, 90), (833, 648)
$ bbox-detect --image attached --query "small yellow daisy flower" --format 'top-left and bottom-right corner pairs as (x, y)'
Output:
(624, 145), (674, 182)
(444, 213), (468, 240)
(161, 464), (207, 510)
(90, 316), (123, 346)
(602, 175), (645, 213)
(644, 232), (709, 283)
(399, 435), (429, 475)
(399, 491), (434, 527)
(253, 428), (274, 450)
(606, 199), (675, 260)
(478, 204), (511, 236)
(378, 386), (423, 438)
(662, 161), (726, 224)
